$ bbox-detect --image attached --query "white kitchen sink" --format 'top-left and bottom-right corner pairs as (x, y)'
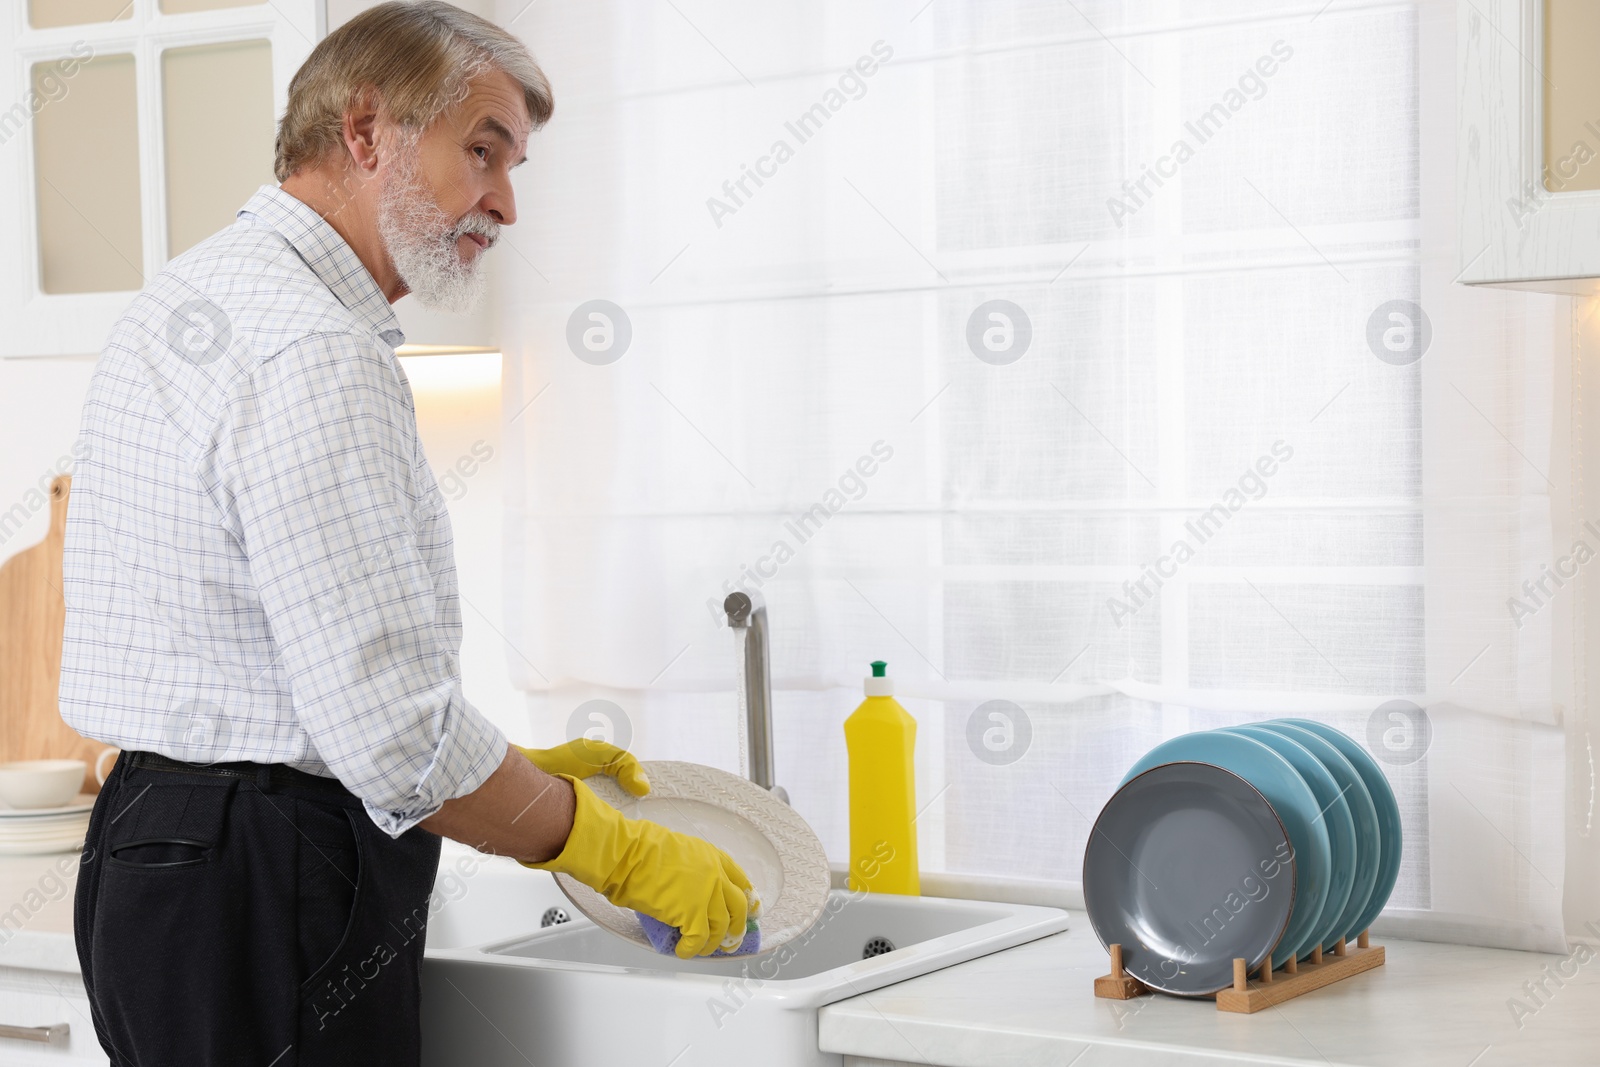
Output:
(423, 843), (577, 953)
(421, 844), (1068, 1067)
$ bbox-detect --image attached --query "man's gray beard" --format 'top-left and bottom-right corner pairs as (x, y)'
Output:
(377, 145), (498, 314)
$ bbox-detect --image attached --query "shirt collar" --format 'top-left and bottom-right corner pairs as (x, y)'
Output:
(236, 185), (406, 349)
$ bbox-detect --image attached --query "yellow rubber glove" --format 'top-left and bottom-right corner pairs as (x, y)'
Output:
(514, 740), (651, 798)
(524, 773), (753, 959)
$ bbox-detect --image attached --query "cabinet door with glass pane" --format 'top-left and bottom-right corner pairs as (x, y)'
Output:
(0, 0), (320, 357)
(1459, 0), (1600, 294)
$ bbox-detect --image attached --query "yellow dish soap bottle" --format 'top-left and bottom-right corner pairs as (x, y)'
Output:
(844, 661), (920, 894)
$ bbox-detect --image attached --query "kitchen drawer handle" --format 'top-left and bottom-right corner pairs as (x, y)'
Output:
(0, 1021), (68, 1045)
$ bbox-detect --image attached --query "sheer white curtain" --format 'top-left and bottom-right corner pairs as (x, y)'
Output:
(495, 0), (1571, 951)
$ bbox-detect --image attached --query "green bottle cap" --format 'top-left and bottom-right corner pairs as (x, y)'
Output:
(870, 661), (887, 677)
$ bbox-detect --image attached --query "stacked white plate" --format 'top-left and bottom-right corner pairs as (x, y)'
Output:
(0, 794), (94, 855)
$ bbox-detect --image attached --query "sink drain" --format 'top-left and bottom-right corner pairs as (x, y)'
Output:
(540, 906), (571, 928)
(862, 936), (896, 959)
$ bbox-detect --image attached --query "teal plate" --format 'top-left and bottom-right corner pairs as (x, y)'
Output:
(1279, 718), (1402, 939)
(1122, 731), (1330, 964)
(1260, 721), (1381, 949)
(1226, 725), (1356, 959)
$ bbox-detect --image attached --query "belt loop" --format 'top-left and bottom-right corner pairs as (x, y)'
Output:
(256, 764), (274, 793)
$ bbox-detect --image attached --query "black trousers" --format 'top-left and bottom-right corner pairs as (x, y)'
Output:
(75, 751), (443, 1066)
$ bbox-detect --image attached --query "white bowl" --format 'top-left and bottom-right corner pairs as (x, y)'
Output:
(0, 760), (86, 810)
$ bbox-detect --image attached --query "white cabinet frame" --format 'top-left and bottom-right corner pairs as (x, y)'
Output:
(1458, 0), (1600, 294)
(0, 0), (322, 358)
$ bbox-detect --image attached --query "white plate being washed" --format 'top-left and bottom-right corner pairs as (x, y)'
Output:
(553, 761), (830, 958)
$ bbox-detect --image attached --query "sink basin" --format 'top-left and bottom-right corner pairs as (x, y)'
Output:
(422, 845), (1068, 1067)
(424, 844), (578, 953)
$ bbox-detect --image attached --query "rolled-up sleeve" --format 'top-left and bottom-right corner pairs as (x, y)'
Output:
(203, 332), (506, 836)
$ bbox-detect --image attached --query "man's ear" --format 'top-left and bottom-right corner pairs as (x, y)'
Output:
(341, 87), (383, 174)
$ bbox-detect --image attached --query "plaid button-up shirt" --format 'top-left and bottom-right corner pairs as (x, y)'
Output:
(59, 185), (507, 836)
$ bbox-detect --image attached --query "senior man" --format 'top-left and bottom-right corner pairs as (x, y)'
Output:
(57, 4), (750, 1064)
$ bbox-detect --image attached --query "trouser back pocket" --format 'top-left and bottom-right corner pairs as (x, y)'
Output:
(105, 778), (234, 871)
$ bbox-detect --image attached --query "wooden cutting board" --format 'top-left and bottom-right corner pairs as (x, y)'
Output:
(0, 475), (114, 794)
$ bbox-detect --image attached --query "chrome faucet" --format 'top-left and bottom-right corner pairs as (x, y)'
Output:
(724, 591), (788, 804)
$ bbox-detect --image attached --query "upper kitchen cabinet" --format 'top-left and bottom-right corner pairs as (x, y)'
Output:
(0, 0), (321, 358)
(1459, 0), (1600, 294)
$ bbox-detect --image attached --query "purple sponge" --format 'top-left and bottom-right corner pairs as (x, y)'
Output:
(637, 911), (761, 957)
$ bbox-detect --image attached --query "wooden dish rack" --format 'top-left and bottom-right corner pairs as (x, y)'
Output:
(1094, 931), (1385, 1014)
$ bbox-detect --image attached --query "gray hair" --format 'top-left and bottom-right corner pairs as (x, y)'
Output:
(274, 1), (552, 181)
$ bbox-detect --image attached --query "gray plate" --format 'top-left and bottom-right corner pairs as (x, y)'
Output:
(1083, 761), (1296, 996)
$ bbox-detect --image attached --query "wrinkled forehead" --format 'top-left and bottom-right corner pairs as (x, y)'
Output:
(444, 68), (533, 164)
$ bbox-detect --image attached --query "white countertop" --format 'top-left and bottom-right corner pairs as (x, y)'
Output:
(0, 851), (84, 974)
(819, 913), (1593, 1066)
(7, 850), (1594, 1065)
